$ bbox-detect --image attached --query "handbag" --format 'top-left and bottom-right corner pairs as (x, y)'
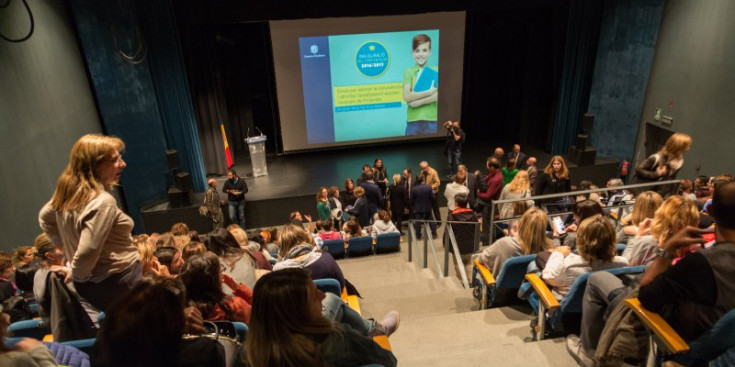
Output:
(199, 191), (210, 217)
(183, 321), (242, 367)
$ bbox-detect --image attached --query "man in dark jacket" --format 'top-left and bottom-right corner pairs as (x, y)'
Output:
(359, 171), (384, 220)
(222, 169), (248, 228)
(411, 175), (436, 239)
(447, 192), (479, 280)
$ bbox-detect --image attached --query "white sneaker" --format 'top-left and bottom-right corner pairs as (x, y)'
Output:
(566, 334), (595, 367)
(371, 311), (400, 336)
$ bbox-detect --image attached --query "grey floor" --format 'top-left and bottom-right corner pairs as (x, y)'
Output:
(336, 208), (580, 367)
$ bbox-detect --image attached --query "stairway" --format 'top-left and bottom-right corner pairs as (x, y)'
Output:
(337, 235), (579, 367)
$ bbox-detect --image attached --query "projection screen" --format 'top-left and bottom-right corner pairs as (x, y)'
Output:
(270, 12), (466, 153)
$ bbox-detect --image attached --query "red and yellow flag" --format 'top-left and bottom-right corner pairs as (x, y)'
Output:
(220, 123), (233, 168)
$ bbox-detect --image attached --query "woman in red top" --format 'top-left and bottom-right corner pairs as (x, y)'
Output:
(180, 251), (252, 324)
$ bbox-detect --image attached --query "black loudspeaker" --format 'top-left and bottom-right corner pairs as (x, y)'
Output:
(175, 172), (193, 191)
(575, 134), (589, 150)
(168, 186), (192, 207)
(581, 112), (595, 134)
(166, 150), (180, 171)
(569, 145), (597, 167)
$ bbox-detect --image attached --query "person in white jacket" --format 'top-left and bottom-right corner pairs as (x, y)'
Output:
(372, 210), (400, 237)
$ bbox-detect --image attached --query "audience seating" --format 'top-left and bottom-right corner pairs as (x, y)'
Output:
(60, 338), (96, 356)
(8, 319), (50, 340)
(347, 236), (373, 257)
(46, 341), (91, 367)
(625, 298), (735, 366)
(472, 255), (536, 309)
(525, 265), (645, 340)
(314, 278), (342, 297)
(616, 243), (626, 255)
(232, 321), (248, 343)
(375, 233), (401, 253)
(322, 238), (346, 259)
(341, 287), (361, 315)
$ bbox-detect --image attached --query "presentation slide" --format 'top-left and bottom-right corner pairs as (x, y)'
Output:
(270, 12), (466, 153)
(299, 30), (440, 144)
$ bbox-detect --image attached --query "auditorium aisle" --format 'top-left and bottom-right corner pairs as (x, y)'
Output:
(337, 239), (578, 366)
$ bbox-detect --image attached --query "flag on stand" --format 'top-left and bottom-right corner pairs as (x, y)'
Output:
(220, 122), (233, 168)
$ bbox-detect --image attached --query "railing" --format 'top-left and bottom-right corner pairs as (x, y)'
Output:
(407, 179), (680, 288)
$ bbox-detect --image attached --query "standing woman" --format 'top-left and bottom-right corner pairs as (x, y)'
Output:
(388, 174), (406, 233)
(632, 133), (692, 196)
(534, 155), (572, 212)
(373, 158), (389, 200)
(316, 187), (331, 222)
(39, 134), (140, 311)
(342, 178), (357, 208)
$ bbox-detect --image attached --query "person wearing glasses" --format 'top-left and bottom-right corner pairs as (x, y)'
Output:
(39, 134), (141, 311)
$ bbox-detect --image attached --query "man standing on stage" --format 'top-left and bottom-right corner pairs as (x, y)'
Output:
(492, 147), (505, 166)
(420, 161), (441, 225)
(507, 144), (527, 169)
(223, 169), (248, 228)
(205, 178), (225, 230)
(476, 157), (503, 245)
(444, 120), (465, 176)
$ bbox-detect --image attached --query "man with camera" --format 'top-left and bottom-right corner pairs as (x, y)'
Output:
(444, 120), (465, 176)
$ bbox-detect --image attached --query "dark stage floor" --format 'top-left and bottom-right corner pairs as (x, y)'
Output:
(141, 139), (619, 232)
(223, 139), (618, 201)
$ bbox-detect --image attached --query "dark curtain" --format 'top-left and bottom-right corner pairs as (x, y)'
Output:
(180, 27), (229, 175)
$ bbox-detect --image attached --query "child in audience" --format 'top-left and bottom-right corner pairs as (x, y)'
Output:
(206, 228), (258, 290)
(623, 195), (699, 265)
(246, 268), (397, 367)
(317, 220), (343, 241)
(474, 207), (554, 275)
(616, 191), (663, 245)
(180, 252), (252, 324)
(542, 215), (629, 299)
(372, 210), (400, 236)
(342, 219), (367, 241)
(181, 242), (206, 262)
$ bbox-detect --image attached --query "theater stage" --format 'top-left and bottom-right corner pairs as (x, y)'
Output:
(140, 139), (620, 234)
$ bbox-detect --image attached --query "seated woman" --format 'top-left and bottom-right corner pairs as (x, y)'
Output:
(13, 246), (37, 296)
(541, 215), (629, 299)
(95, 278), (225, 367)
(342, 219), (367, 241)
(372, 210), (400, 236)
(180, 252), (252, 324)
(273, 225), (399, 337)
(474, 207), (554, 275)
(616, 191), (663, 245)
(317, 220), (343, 241)
(182, 241), (206, 262)
(246, 268), (397, 367)
(206, 228), (258, 291)
(623, 195), (699, 266)
(498, 170), (533, 220)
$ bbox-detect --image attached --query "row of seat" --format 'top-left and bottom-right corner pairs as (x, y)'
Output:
(322, 232), (401, 259)
(471, 247), (735, 365)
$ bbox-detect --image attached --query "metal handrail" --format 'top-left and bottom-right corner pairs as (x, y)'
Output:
(404, 179), (680, 288)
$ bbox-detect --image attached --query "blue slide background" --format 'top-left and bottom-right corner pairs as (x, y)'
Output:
(299, 30), (439, 144)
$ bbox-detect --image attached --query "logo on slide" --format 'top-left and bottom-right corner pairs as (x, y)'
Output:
(310, 45), (318, 54)
(355, 41), (390, 78)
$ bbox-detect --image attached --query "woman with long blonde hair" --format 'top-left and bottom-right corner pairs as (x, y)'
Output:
(534, 155), (572, 212)
(617, 191), (664, 244)
(39, 134), (140, 311)
(498, 170), (534, 219)
(622, 195), (698, 265)
(633, 133), (692, 195)
(475, 207), (553, 275)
